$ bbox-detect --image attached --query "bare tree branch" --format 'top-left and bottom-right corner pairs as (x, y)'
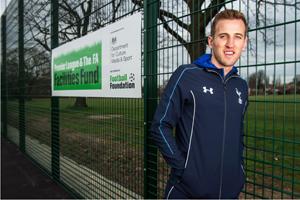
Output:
(131, 0), (142, 7)
(202, 0), (226, 29)
(159, 14), (187, 45)
(159, 9), (189, 30)
(29, 27), (51, 51)
(259, 0), (300, 10)
(27, 13), (51, 51)
(131, 0), (188, 46)
(185, 0), (205, 13)
(81, 0), (92, 35)
(60, 0), (81, 22)
(112, 0), (123, 21)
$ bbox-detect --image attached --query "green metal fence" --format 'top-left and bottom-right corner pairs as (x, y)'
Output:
(1, 0), (299, 199)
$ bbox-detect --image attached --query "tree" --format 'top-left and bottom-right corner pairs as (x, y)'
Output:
(25, 0), (299, 100)
(6, 48), (19, 99)
(5, 45), (51, 100)
(241, 0), (300, 55)
(132, 0), (225, 61)
(24, 46), (51, 99)
(25, 0), (128, 107)
(248, 70), (269, 95)
(60, 0), (93, 108)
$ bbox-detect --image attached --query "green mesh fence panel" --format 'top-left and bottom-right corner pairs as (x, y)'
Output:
(56, 0), (143, 198)
(5, 0), (20, 145)
(239, 0), (300, 198)
(145, 0), (300, 198)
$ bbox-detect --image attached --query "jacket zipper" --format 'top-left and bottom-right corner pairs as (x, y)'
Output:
(219, 83), (227, 199)
(206, 69), (239, 199)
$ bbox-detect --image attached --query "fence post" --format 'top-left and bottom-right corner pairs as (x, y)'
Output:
(51, 0), (60, 181)
(18, 0), (25, 152)
(1, 14), (7, 138)
(144, 0), (158, 198)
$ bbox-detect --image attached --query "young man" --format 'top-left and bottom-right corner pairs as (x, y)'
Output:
(150, 9), (249, 199)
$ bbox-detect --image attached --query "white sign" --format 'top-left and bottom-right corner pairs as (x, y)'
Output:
(51, 12), (142, 98)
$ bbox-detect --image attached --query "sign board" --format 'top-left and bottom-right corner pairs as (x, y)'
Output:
(51, 12), (142, 98)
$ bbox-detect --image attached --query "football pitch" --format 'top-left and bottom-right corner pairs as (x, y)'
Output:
(5, 94), (300, 197)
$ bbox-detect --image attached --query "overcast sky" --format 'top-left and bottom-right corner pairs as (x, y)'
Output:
(0, 0), (10, 16)
(0, 0), (298, 83)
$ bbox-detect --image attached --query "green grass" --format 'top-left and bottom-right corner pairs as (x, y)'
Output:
(7, 97), (144, 145)
(6, 95), (299, 149)
(6, 94), (300, 197)
(244, 95), (300, 197)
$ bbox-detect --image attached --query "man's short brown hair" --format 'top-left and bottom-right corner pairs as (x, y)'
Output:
(211, 9), (248, 36)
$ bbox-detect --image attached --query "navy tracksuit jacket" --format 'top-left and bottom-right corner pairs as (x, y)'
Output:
(150, 54), (249, 199)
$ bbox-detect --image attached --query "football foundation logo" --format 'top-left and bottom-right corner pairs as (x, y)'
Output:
(110, 73), (136, 89)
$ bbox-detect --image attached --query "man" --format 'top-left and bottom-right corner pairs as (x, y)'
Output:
(150, 9), (249, 199)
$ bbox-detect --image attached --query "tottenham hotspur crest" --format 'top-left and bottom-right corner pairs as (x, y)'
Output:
(235, 88), (243, 104)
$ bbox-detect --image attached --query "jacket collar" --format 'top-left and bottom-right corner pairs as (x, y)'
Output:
(193, 54), (239, 78)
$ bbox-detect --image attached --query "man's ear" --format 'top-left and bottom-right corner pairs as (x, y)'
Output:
(243, 36), (248, 51)
(207, 35), (213, 49)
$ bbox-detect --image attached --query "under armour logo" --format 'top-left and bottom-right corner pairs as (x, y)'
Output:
(235, 88), (242, 104)
(203, 86), (214, 94)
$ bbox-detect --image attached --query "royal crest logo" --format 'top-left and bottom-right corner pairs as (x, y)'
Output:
(111, 37), (117, 45)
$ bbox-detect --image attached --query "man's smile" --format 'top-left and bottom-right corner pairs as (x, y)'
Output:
(224, 50), (235, 56)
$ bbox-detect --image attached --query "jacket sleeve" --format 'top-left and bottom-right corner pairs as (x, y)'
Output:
(150, 66), (186, 170)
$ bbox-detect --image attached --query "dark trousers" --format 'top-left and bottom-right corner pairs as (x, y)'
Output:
(164, 179), (240, 199)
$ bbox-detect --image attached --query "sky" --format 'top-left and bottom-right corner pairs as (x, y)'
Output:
(0, 0), (298, 83)
(0, 0), (10, 64)
(0, 0), (10, 16)
(157, 0), (299, 83)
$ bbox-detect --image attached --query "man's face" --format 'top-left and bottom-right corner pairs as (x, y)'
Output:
(208, 19), (247, 69)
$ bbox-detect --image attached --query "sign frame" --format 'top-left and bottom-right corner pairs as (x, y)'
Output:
(51, 12), (142, 98)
